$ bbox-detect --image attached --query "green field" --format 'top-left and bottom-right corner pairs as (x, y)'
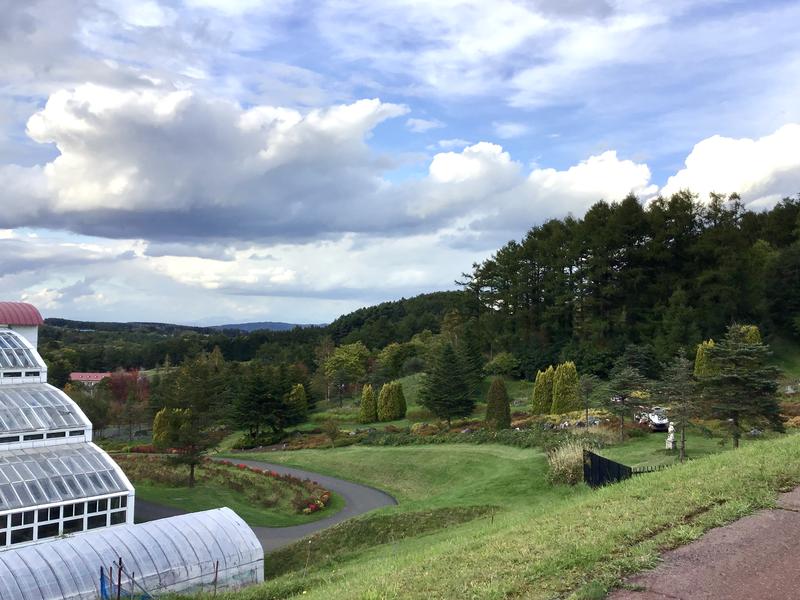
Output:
(198, 434), (800, 600)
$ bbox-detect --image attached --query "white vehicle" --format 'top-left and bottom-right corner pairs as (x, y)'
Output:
(645, 407), (670, 432)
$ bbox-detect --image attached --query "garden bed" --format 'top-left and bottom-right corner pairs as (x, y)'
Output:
(115, 454), (338, 526)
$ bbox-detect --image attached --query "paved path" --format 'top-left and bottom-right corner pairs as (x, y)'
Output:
(609, 487), (800, 599)
(134, 457), (397, 552)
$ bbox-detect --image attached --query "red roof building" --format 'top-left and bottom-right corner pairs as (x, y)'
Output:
(69, 372), (112, 384)
(0, 302), (44, 326)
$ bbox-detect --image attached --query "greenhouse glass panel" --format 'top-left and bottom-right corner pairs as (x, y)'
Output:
(0, 445), (129, 512)
(0, 332), (42, 370)
(0, 384), (89, 435)
(0, 509), (263, 599)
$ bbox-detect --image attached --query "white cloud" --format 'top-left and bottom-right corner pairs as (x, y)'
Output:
(435, 138), (471, 149)
(493, 121), (529, 139)
(406, 117), (445, 133)
(660, 123), (800, 207)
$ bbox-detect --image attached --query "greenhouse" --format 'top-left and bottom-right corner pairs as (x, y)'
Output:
(0, 507), (264, 599)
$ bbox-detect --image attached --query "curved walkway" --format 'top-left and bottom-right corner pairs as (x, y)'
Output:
(134, 457), (397, 552)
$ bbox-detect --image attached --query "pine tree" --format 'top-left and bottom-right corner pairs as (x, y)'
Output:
(551, 361), (580, 414)
(694, 340), (716, 377)
(699, 324), (782, 448)
(359, 383), (377, 423)
(458, 321), (484, 397)
(603, 366), (647, 442)
(377, 383), (394, 422)
(531, 365), (554, 414)
(485, 377), (511, 430)
(420, 343), (473, 426)
(650, 355), (698, 462)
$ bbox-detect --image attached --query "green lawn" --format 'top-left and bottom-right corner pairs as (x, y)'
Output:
(770, 335), (800, 379)
(194, 434), (800, 600)
(134, 481), (344, 527)
(599, 431), (735, 468)
(232, 444), (581, 511)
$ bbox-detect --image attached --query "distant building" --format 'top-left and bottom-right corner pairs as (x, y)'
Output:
(69, 372), (112, 387)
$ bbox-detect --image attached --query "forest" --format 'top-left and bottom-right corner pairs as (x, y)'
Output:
(42, 191), (800, 386)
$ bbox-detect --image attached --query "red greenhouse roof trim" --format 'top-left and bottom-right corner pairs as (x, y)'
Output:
(0, 302), (44, 326)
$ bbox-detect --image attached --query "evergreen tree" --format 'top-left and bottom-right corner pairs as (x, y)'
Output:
(391, 381), (407, 419)
(694, 340), (716, 377)
(603, 366), (647, 442)
(287, 383), (308, 424)
(699, 324), (782, 448)
(551, 361), (581, 414)
(485, 377), (511, 430)
(531, 365), (554, 414)
(458, 320), (484, 397)
(359, 383), (377, 423)
(420, 343), (473, 426)
(650, 355), (699, 462)
(377, 383), (394, 422)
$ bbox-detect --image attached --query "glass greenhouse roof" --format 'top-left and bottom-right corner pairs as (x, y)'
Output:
(0, 384), (89, 434)
(0, 444), (129, 512)
(0, 508), (263, 599)
(0, 331), (42, 371)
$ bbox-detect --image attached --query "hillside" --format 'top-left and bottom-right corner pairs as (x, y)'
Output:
(213, 321), (318, 332)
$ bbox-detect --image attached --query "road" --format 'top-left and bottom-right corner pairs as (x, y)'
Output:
(609, 487), (800, 599)
(134, 457), (397, 552)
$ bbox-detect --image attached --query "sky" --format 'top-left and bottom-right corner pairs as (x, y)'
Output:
(1, 0), (799, 326)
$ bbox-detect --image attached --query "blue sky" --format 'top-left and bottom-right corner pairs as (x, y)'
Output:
(1, 0), (799, 325)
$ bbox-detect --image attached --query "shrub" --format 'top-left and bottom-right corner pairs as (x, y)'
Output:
(485, 377), (511, 430)
(546, 440), (587, 485)
(551, 361), (581, 414)
(377, 383), (394, 421)
(392, 381), (407, 419)
(359, 384), (378, 423)
(407, 408), (434, 422)
(483, 352), (520, 377)
(231, 431), (285, 450)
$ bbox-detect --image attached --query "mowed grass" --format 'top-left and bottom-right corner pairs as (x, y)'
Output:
(198, 433), (800, 600)
(134, 481), (344, 527)
(230, 444), (577, 511)
(770, 335), (800, 379)
(599, 431), (736, 468)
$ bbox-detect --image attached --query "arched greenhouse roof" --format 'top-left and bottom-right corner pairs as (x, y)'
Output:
(0, 384), (90, 435)
(0, 330), (44, 371)
(0, 303), (43, 327)
(0, 507), (264, 599)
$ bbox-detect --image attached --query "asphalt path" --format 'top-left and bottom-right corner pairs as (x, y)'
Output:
(609, 486), (800, 599)
(134, 457), (397, 552)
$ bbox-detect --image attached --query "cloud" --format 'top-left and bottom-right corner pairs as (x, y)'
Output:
(4, 85), (410, 241)
(493, 121), (529, 139)
(435, 138), (471, 149)
(406, 117), (445, 133)
(660, 123), (800, 208)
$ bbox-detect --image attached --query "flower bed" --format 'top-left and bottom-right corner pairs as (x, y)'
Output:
(115, 454), (332, 515)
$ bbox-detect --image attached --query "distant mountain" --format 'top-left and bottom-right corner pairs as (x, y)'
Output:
(213, 321), (321, 332)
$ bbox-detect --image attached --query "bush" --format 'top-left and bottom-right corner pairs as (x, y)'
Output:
(231, 431), (285, 449)
(407, 407), (434, 422)
(485, 377), (511, 430)
(546, 440), (587, 485)
(483, 352), (520, 377)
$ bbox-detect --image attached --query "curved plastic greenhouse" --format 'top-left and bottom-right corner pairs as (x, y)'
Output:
(0, 507), (263, 599)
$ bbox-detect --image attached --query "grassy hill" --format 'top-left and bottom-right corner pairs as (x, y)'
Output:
(191, 433), (800, 600)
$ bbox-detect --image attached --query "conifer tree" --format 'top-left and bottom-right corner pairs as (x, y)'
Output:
(420, 343), (473, 426)
(551, 361), (580, 414)
(603, 366), (647, 442)
(458, 321), (484, 397)
(531, 365), (554, 414)
(391, 381), (407, 419)
(650, 355), (698, 462)
(485, 377), (511, 430)
(359, 383), (377, 423)
(694, 340), (716, 377)
(699, 324), (782, 448)
(287, 383), (308, 424)
(377, 383), (394, 422)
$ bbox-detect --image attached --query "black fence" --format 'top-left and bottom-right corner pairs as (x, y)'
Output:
(583, 450), (632, 488)
(583, 450), (671, 488)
